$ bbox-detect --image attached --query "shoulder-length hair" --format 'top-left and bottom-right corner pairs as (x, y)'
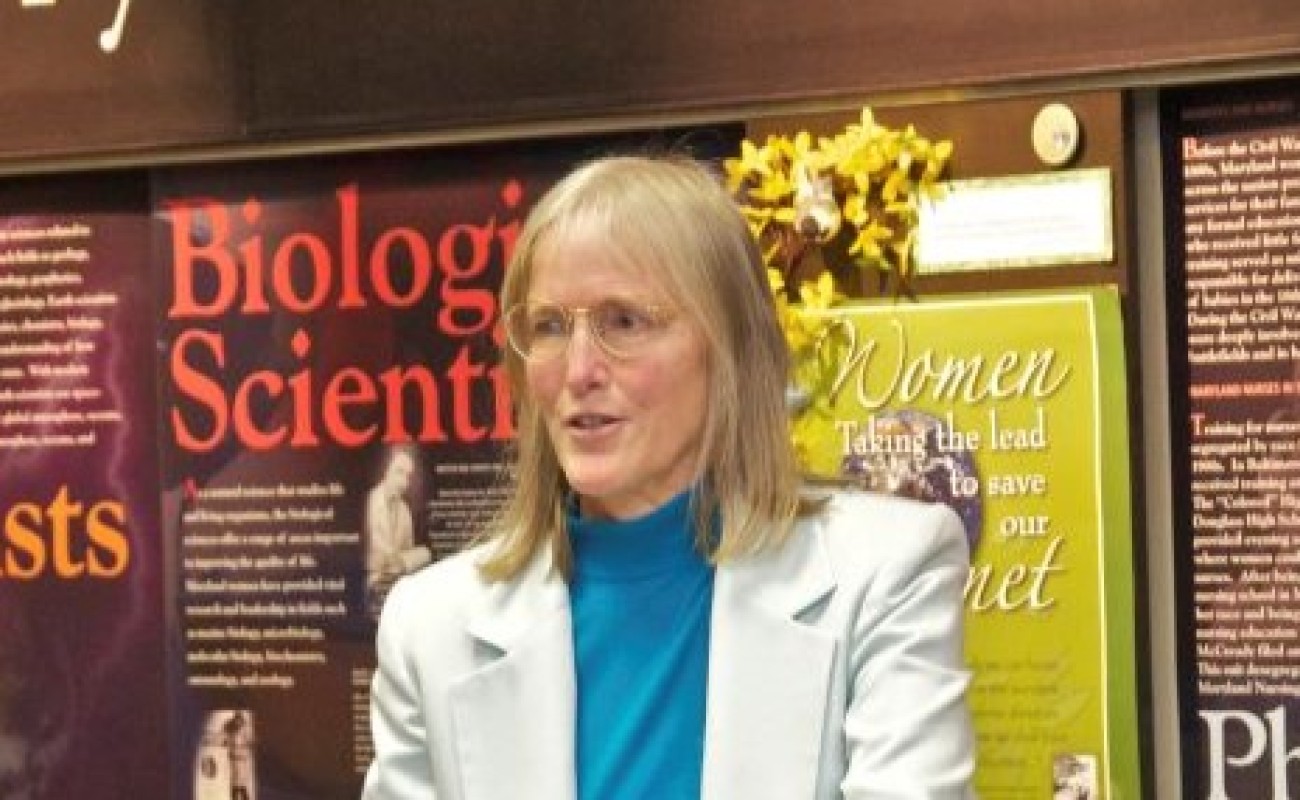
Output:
(479, 154), (810, 581)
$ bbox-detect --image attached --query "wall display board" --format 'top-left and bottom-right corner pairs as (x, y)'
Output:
(1, 127), (735, 800)
(799, 289), (1140, 799)
(151, 129), (736, 799)
(153, 150), (521, 800)
(0, 176), (169, 798)
(1161, 78), (1300, 799)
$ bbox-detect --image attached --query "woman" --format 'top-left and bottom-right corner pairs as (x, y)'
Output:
(363, 155), (975, 800)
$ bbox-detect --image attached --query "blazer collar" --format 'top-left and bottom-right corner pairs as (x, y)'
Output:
(460, 514), (837, 647)
(453, 545), (577, 800)
(464, 543), (568, 652)
(703, 516), (839, 800)
(720, 513), (837, 619)
(450, 520), (840, 800)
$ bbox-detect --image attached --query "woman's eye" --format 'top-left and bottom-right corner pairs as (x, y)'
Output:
(529, 310), (568, 337)
(600, 303), (653, 333)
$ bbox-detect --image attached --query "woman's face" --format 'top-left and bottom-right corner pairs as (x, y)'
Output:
(524, 226), (710, 520)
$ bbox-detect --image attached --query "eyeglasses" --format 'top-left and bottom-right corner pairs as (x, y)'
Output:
(503, 300), (675, 362)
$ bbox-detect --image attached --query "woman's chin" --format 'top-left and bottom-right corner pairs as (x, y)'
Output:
(564, 475), (620, 504)
(562, 473), (642, 517)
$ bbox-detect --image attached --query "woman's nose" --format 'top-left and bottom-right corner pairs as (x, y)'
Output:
(563, 321), (609, 389)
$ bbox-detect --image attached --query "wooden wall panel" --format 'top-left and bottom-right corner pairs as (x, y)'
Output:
(0, 1), (239, 162)
(747, 91), (1131, 298)
(0, 0), (1293, 166)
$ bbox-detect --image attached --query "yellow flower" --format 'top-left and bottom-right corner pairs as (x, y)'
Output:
(771, 130), (801, 159)
(923, 140), (954, 180)
(848, 221), (894, 263)
(817, 133), (856, 171)
(842, 193), (869, 227)
(881, 168), (910, 203)
(767, 268), (786, 296)
(730, 108), (950, 285)
(727, 106), (953, 470)
(849, 155), (885, 189)
(779, 306), (818, 353)
(892, 232), (916, 275)
(771, 205), (797, 224)
(762, 240), (783, 266)
(746, 165), (793, 202)
(799, 271), (839, 311)
(739, 205), (777, 240)
(846, 107), (878, 139)
(724, 140), (772, 190)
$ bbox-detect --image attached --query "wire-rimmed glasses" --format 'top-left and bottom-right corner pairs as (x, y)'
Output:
(502, 299), (675, 361)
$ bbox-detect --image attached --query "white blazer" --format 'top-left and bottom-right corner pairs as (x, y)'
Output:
(362, 491), (976, 800)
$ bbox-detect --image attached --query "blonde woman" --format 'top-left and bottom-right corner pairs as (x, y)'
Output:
(363, 155), (976, 800)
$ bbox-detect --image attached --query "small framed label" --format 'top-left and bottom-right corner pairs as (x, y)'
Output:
(916, 168), (1113, 273)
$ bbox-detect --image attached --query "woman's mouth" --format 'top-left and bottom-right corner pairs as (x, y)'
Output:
(566, 413), (622, 436)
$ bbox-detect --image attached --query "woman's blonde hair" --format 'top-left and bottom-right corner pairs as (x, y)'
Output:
(479, 154), (808, 581)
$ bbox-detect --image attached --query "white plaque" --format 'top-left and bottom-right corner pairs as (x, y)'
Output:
(916, 168), (1113, 273)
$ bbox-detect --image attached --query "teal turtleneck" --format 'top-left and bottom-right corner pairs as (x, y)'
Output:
(567, 489), (714, 800)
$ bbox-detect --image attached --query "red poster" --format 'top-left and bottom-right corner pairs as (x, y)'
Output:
(152, 132), (736, 798)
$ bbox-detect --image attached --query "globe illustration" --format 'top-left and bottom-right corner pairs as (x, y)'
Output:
(839, 408), (983, 551)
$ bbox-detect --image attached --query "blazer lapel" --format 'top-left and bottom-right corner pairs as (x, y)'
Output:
(703, 521), (838, 800)
(449, 550), (578, 800)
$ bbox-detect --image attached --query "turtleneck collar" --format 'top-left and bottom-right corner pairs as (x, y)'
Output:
(567, 489), (707, 581)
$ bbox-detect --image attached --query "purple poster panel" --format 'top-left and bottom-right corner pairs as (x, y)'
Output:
(0, 176), (168, 799)
(152, 131), (737, 799)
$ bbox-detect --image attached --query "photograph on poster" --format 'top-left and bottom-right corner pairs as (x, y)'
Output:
(1052, 753), (1097, 800)
(364, 447), (430, 618)
(193, 710), (257, 800)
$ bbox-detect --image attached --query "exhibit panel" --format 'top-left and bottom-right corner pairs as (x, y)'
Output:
(0, 174), (169, 799)
(799, 290), (1140, 799)
(1162, 77), (1300, 800)
(0, 89), (1157, 798)
(7, 1), (1300, 784)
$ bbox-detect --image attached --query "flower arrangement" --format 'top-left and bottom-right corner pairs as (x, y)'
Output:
(723, 108), (954, 468)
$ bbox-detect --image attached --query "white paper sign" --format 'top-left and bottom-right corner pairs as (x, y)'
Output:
(917, 168), (1114, 272)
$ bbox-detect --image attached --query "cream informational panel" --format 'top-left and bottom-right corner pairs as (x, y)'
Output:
(916, 169), (1114, 273)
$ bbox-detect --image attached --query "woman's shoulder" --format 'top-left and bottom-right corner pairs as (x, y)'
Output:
(378, 542), (499, 626)
(815, 487), (960, 525)
(800, 488), (970, 579)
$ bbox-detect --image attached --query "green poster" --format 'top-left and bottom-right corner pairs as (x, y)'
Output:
(798, 288), (1139, 799)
